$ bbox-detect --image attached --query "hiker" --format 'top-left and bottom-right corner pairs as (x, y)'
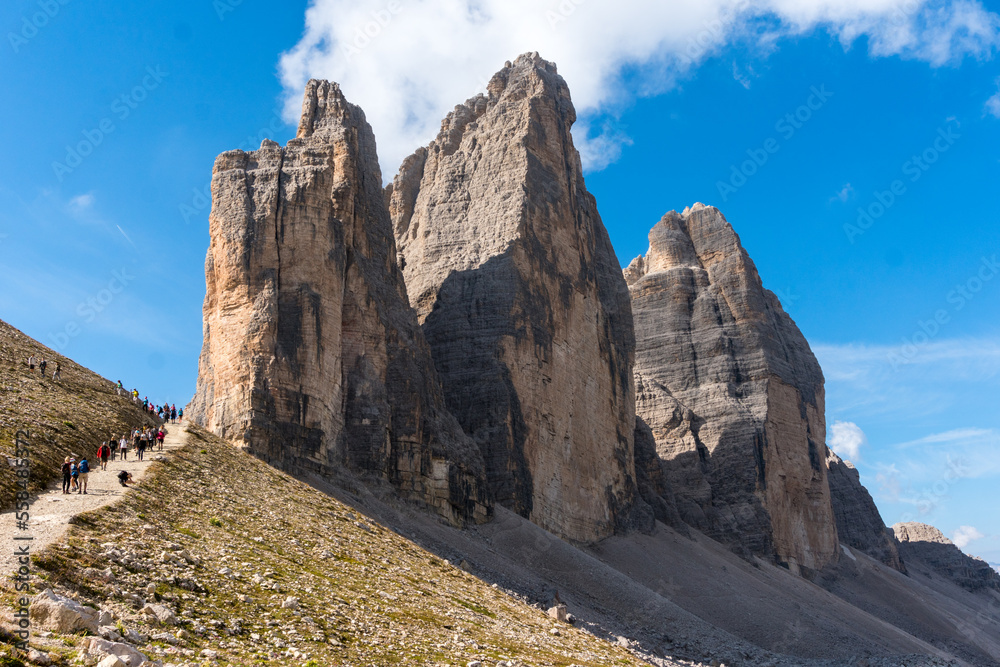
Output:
(156, 428), (165, 450)
(70, 458), (79, 492)
(119, 436), (128, 461)
(157, 406), (163, 420)
(116, 435), (126, 461)
(117, 470), (133, 487)
(53, 362), (61, 381)
(98, 442), (110, 470)
(28, 355), (36, 372)
(78, 457), (90, 494)
(177, 407), (183, 422)
(39, 358), (47, 377)
(61, 457), (72, 494)
(132, 389), (139, 404)
(137, 434), (147, 461)
(116, 380), (124, 396)
(168, 406), (175, 423)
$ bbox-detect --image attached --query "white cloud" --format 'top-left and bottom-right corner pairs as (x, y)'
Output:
(832, 183), (855, 202)
(279, 0), (1000, 177)
(830, 420), (868, 460)
(952, 524), (984, 549)
(987, 78), (1000, 117)
(68, 193), (95, 214)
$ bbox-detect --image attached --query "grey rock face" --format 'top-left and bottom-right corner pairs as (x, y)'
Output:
(388, 53), (644, 543)
(626, 204), (839, 571)
(894, 522), (1000, 593)
(826, 448), (905, 571)
(189, 80), (490, 524)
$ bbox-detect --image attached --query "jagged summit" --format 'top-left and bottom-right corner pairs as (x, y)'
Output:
(189, 80), (490, 524)
(387, 53), (643, 543)
(627, 204), (838, 572)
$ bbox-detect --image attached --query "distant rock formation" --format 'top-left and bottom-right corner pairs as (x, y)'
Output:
(189, 80), (490, 524)
(894, 522), (1000, 593)
(826, 448), (905, 571)
(625, 204), (839, 572)
(388, 53), (645, 543)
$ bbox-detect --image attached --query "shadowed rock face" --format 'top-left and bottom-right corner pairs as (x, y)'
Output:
(826, 448), (905, 571)
(188, 80), (490, 524)
(894, 522), (1000, 593)
(625, 204), (838, 572)
(388, 53), (645, 543)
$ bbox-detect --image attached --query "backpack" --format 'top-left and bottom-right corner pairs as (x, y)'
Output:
(79, 460), (89, 474)
(61, 462), (71, 475)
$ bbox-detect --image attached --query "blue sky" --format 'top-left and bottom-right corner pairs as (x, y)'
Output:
(1, 0), (998, 565)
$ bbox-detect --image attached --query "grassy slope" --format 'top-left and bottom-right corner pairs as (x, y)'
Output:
(3, 424), (647, 667)
(0, 319), (160, 508)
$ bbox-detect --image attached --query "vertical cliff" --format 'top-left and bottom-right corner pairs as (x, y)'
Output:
(189, 80), (490, 524)
(826, 448), (905, 571)
(625, 204), (839, 572)
(387, 53), (644, 543)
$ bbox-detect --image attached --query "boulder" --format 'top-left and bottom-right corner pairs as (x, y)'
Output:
(29, 588), (99, 634)
(88, 637), (148, 666)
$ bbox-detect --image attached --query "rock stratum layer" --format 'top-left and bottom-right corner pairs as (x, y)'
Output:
(894, 522), (1000, 593)
(388, 53), (642, 543)
(625, 204), (838, 572)
(189, 80), (489, 523)
(826, 448), (905, 571)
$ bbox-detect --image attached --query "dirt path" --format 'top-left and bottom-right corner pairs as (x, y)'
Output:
(0, 423), (187, 576)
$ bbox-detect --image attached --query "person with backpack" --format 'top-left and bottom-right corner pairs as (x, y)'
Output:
(78, 457), (90, 494)
(97, 442), (110, 470)
(53, 362), (61, 381)
(61, 457), (72, 494)
(156, 428), (165, 450)
(39, 358), (47, 377)
(137, 434), (147, 461)
(117, 470), (133, 487)
(69, 458), (79, 492)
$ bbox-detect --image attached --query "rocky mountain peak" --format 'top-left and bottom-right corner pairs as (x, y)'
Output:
(189, 81), (490, 524)
(894, 522), (1000, 592)
(628, 204), (838, 572)
(387, 55), (644, 543)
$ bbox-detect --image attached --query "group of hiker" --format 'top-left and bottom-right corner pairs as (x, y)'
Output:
(61, 454), (133, 493)
(114, 381), (182, 423)
(60, 426), (163, 493)
(26, 354), (61, 380)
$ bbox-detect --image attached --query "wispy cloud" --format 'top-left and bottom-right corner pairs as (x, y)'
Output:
(831, 182), (855, 203)
(280, 0), (1000, 176)
(987, 78), (1000, 117)
(953, 525), (984, 549)
(68, 193), (95, 214)
(895, 427), (996, 449)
